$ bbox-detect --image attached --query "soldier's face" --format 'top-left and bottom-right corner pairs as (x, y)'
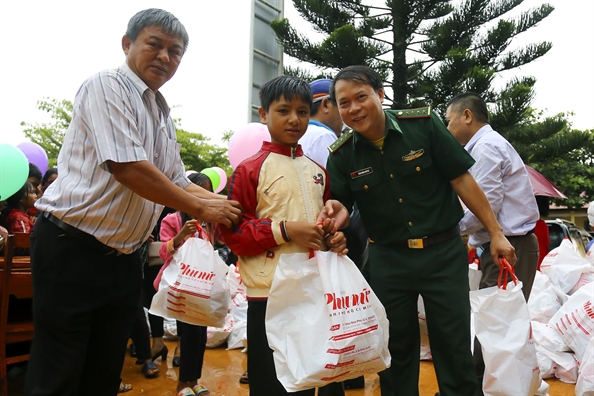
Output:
(334, 80), (385, 139)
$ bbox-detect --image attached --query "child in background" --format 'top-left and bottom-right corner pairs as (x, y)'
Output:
(1, 182), (37, 234)
(158, 172), (214, 396)
(220, 75), (348, 396)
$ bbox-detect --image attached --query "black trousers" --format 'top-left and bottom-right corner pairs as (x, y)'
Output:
(24, 215), (142, 396)
(177, 321), (207, 382)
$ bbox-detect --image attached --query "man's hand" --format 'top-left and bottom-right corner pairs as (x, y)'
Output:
(286, 221), (325, 250)
(316, 200), (350, 230)
(489, 233), (517, 268)
(326, 231), (349, 256)
(194, 199), (242, 229)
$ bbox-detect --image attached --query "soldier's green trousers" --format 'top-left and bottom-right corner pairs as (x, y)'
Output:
(368, 236), (480, 396)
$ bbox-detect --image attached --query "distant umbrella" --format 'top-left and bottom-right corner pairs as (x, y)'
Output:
(525, 165), (567, 199)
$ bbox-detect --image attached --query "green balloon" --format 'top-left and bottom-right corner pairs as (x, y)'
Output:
(201, 168), (221, 192)
(0, 143), (29, 200)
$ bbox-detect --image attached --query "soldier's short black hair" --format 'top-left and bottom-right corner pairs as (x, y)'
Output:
(330, 65), (384, 102)
(259, 76), (312, 112)
(448, 92), (489, 123)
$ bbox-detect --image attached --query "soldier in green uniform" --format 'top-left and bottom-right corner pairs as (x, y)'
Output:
(324, 65), (517, 396)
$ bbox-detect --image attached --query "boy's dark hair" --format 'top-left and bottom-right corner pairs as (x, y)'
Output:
(180, 172), (213, 225)
(126, 8), (189, 53)
(448, 92), (489, 124)
(259, 76), (312, 112)
(42, 167), (58, 186)
(330, 65), (384, 103)
(28, 163), (42, 181)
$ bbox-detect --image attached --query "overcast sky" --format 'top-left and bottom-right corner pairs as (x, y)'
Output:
(1, 0), (592, 150)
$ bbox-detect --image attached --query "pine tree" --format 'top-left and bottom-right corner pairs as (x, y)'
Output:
(271, 0), (553, 116)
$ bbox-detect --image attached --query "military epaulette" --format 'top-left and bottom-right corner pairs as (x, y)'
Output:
(328, 129), (353, 154)
(394, 106), (431, 119)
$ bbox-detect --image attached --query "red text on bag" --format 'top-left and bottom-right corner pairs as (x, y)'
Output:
(325, 288), (371, 310)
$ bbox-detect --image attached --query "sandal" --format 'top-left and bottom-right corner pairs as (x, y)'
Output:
(118, 382), (132, 393)
(239, 370), (249, 384)
(193, 383), (209, 395)
(177, 387), (195, 396)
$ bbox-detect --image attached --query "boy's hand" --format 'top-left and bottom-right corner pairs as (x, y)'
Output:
(317, 200), (350, 230)
(285, 221), (325, 250)
(318, 218), (337, 235)
(326, 231), (349, 256)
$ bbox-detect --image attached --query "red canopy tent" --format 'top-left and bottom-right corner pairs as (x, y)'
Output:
(525, 165), (567, 199)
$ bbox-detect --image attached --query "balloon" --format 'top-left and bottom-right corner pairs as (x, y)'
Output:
(200, 168), (221, 192)
(228, 123), (270, 169)
(17, 141), (49, 175)
(0, 143), (30, 200)
(211, 167), (228, 194)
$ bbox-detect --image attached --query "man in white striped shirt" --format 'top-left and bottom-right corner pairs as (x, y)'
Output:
(25, 9), (242, 396)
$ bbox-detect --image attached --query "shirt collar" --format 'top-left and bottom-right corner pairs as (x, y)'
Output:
(352, 110), (403, 146)
(308, 119), (335, 133)
(119, 62), (171, 118)
(261, 141), (304, 157)
(465, 124), (493, 152)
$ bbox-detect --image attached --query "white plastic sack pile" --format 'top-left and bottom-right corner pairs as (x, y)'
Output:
(206, 313), (233, 348)
(227, 293), (248, 350)
(266, 251), (390, 392)
(150, 238), (231, 327)
(576, 337), (594, 395)
(528, 270), (568, 323)
(540, 238), (593, 295)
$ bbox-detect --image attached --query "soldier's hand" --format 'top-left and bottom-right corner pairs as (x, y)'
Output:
(195, 199), (243, 228)
(316, 200), (350, 230)
(285, 221), (325, 250)
(490, 233), (517, 268)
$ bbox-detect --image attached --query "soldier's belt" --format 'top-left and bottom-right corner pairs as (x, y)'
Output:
(369, 227), (459, 249)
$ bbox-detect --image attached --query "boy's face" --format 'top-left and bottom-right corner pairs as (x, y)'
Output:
(258, 95), (310, 147)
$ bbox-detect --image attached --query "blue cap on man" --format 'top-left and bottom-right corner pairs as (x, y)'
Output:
(310, 78), (332, 103)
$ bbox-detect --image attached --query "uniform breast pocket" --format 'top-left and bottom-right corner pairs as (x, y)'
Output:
(349, 173), (382, 204)
(263, 175), (289, 202)
(398, 155), (436, 197)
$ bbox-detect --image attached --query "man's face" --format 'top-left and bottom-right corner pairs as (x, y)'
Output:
(334, 79), (385, 139)
(259, 95), (310, 147)
(122, 25), (184, 92)
(445, 105), (470, 145)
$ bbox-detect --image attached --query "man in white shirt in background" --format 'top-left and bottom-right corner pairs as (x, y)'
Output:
(300, 78), (343, 166)
(446, 92), (539, 395)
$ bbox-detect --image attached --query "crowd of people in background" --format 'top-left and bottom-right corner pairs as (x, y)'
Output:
(1, 6), (592, 396)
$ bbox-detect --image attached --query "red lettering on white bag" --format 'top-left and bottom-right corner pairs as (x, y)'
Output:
(180, 263), (215, 281)
(325, 288), (371, 310)
(329, 324), (378, 341)
(330, 324), (340, 331)
(572, 311), (591, 335)
(584, 300), (594, 319)
(324, 360), (355, 369)
(327, 346), (355, 354)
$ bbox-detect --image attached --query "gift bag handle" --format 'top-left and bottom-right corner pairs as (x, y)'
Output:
(497, 258), (518, 289)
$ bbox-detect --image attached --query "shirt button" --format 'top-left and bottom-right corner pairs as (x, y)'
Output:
(416, 166), (421, 172)
(390, 174), (394, 178)
(381, 150), (384, 155)
(363, 185), (369, 190)
(399, 198), (403, 203)
(154, 153), (159, 158)
(408, 221), (413, 226)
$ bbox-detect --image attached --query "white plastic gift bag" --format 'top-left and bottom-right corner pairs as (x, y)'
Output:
(149, 237), (231, 327)
(470, 259), (541, 396)
(266, 250), (390, 392)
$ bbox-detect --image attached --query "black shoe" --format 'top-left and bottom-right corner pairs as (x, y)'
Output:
(151, 345), (168, 362)
(142, 361), (159, 379)
(173, 356), (181, 367)
(239, 371), (249, 384)
(129, 343), (136, 357)
(343, 376), (365, 389)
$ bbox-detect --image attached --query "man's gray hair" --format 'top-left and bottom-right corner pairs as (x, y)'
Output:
(126, 8), (189, 53)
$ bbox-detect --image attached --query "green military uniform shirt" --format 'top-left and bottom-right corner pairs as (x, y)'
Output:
(326, 108), (475, 244)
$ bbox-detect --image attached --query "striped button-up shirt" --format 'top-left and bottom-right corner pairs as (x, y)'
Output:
(36, 63), (190, 254)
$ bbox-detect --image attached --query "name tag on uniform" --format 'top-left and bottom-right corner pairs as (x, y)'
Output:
(402, 149), (424, 162)
(351, 167), (373, 179)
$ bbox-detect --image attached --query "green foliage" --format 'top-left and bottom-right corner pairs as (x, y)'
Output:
(175, 128), (232, 176)
(20, 98), (72, 167)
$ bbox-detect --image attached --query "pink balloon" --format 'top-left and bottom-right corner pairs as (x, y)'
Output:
(228, 123), (270, 170)
(211, 167), (228, 194)
(17, 141), (48, 175)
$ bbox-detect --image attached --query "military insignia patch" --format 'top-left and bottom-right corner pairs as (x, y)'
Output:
(350, 167), (373, 179)
(329, 129), (353, 153)
(402, 149), (424, 162)
(395, 106), (431, 119)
